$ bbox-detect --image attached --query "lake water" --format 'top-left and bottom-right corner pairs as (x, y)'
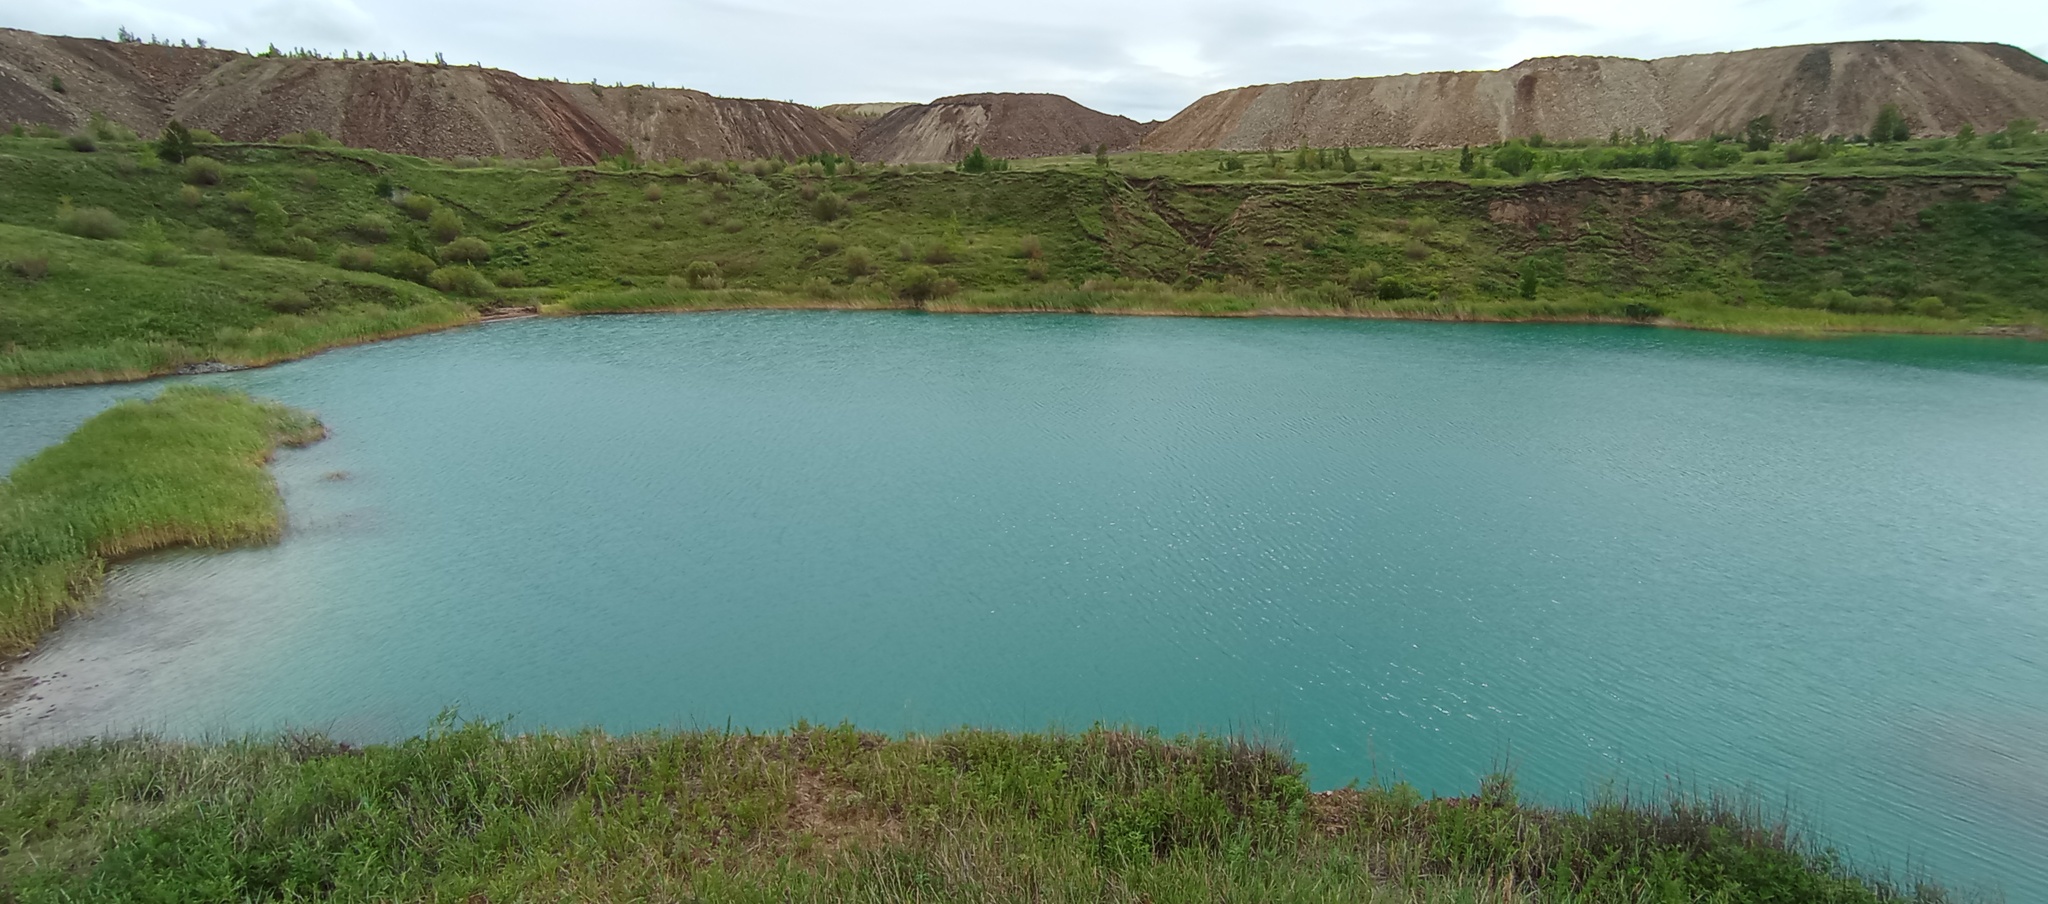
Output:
(2, 313), (2045, 896)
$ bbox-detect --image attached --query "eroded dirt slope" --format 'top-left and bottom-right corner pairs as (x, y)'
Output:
(0, 27), (853, 163)
(1145, 41), (2048, 150)
(855, 93), (1150, 163)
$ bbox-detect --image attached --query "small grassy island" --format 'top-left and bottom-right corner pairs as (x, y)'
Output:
(3, 126), (2047, 389)
(0, 387), (322, 654)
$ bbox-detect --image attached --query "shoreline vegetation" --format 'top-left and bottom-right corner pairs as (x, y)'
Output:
(0, 718), (1961, 902)
(4, 292), (2040, 391)
(5, 127), (2048, 390)
(0, 387), (321, 655)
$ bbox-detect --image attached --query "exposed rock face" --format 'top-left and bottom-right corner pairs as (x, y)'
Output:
(854, 93), (1150, 164)
(1143, 41), (2048, 150)
(0, 28), (854, 164)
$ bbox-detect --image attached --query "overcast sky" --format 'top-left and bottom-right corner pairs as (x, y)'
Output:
(7, 0), (2044, 120)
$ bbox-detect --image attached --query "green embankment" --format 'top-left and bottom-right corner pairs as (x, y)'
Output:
(0, 719), (1943, 902)
(0, 387), (321, 653)
(3, 132), (2047, 389)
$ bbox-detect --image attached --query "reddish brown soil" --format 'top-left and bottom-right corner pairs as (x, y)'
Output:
(853, 92), (1150, 164)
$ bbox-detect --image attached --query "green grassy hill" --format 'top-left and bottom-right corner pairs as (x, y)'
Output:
(3, 129), (2046, 387)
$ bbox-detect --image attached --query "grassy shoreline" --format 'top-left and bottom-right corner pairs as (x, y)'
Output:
(0, 718), (1955, 902)
(0, 387), (321, 654)
(4, 294), (2037, 391)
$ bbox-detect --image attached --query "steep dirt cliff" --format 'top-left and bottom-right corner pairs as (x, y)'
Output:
(1144, 41), (2048, 150)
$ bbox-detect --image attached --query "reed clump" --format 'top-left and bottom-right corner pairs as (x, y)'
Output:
(0, 387), (323, 653)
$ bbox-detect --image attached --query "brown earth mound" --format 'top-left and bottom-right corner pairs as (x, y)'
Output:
(0, 27), (854, 163)
(854, 92), (1149, 164)
(1144, 41), (2048, 151)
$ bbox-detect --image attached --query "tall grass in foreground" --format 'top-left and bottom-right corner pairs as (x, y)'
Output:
(0, 387), (322, 653)
(0, 718), (1959, 902)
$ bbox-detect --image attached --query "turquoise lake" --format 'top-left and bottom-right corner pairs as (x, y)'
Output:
(1, 313), (2044, 896)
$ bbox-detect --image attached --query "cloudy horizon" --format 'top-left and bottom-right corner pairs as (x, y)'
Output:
(6, 0), (2044, 120)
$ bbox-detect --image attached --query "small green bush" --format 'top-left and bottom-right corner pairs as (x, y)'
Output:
(282, 236), (320, 261)
(1909, 296), (1950, 318)
(814, 232), (844, 255)
(922, 242), (957, 265)
(1017, 235), (1043, 259)
(266, 290), (316, 314)
(64, 133), (96, 152)
(335, 247), (377, 271)
(1404, 239), (1430, 261)
(439, 237), (491, 264)
(1346, 264), (1384, 295)
(399, 194), (438, 221)
(893, 265), (957, 302)
(491, 268), (529, 288)
(178, 184), (203, 207)
(5, 254), (50, 281)
(182, 156), (225, 186)
(55, 204), (126, 239)
(643, 183), (664, 202)
(427, 208), (463, 242)
(351, 214), (391, 243)
(49, 75), (65, 94)
(1025, 260), (1048, 281)
(843, 246), (875, 277)
(812, 191), (850, 222)
(427, 266), (496, 297)
(381, 250), (438, 284)
(895, 239), (917, 261)
(683, 260), (723, 290)
(1375, 276), (1412, 300)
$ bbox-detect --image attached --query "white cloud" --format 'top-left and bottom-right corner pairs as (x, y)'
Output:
(3, 0), (2042, 119)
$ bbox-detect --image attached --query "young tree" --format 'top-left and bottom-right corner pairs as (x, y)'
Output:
(1744, 114), (1775, 151)
(1458, 145), (1475, 173)
(1871, 104), (1909, 143)
(1093, 143), (1108, 166)
(1956, 123), (1977, 146)
(155, 120), (197, 164)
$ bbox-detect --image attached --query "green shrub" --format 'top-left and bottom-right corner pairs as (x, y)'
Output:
(643, 183), (664, 202)
(178, 184), (203, 207)
(1375, 276), (1413, 300)
(266, 290), (317, 314)
(1017, 235), (1043, 259)
(812, 191), (850, 222)
(683, 260), (723, 289)
(1871, 104), (1910, 143)
(282, 236), (320, 261)
(1403, 239), (1430, 261)
(1909, 296), (1950, 318)
(154, 121), (196, 162)
(1346, 264), (1384, 295)
(5, 254), (50, 281)
(55, 204), (126, 239)
(427, 208), (463, 242)
(182, 156), (225, 185)
(427, 266), (496, 297)
(350, 214), (391, 243)
(1494, 142), (1535, 176)
(844, 246), (875, 277)
(923, 242), (957, 265)
(895, 239), (917, 261)
(439, 237), (491, 264)
(381, 250), (438, 284)
(1624, 301), (1663, 321)
(812, 232), (844, 255)
(491, 268), (529, 288)
(893, 265), (957, 302)
(335, 246), (377, 271)
(1025, 260), (1048, 281)
(64, 133), (96, 152)
(399, 193), (438, 221)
